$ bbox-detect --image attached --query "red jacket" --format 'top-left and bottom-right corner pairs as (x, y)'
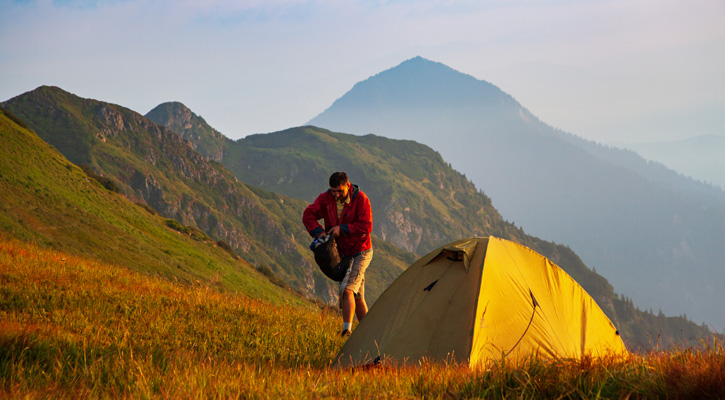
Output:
(303, 184), (373, 256)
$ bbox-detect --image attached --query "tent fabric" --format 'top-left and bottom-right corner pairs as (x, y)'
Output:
(336, 236), (627, 367)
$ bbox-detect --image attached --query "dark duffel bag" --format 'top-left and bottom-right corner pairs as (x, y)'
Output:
(310, 235), (352, 282)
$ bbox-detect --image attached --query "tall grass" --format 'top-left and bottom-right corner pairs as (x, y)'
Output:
(0, 235), (339, 398)
(1, 236), (723, 399)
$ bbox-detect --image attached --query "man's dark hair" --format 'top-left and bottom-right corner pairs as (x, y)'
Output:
(329, 172), (349, 188)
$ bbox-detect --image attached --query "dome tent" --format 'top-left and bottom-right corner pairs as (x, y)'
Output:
(336, 236), (627, 367)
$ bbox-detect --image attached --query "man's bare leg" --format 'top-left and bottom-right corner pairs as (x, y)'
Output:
(355, 297), (368, 321)
(342, 289), (355, 332)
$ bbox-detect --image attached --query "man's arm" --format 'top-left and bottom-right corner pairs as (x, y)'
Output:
(302, 194), (326, 237)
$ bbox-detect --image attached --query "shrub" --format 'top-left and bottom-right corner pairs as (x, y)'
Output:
(216, 240), (238, 259)
(164, 219), (212, 242)
(256, 264), (288, 289)
(135, 201), (158, 215)
(78, 164), (121, 193)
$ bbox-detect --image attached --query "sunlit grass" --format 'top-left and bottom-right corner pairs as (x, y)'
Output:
(1, 236), (723, 399)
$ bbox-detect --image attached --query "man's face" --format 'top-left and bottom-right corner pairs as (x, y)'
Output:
(330, 182), (350, 201)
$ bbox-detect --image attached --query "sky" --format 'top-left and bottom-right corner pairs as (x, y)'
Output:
(1, 0), (724, 144)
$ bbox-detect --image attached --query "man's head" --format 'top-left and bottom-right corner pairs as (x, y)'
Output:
(329, 172), (350, 202)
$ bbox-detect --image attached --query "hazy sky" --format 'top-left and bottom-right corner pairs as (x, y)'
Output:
(1, 0), (723, 143)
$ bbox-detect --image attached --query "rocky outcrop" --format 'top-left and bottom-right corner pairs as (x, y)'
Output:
(145, 102), (227, 162)
(129, 171), (173, 215)
(379, 208), (423, 253)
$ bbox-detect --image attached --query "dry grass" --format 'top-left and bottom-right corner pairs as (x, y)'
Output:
(1, 235), (723, 399)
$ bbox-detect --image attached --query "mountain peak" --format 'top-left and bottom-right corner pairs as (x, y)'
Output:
(394, 56), (459, 73)
(366, 56), (485, 89)
(397, 55), (440, 67)
(13, 85), (81, 106)
(146, 102), (193, 124)
(146, 102), (228, 162)
(308, 57), (515, 136)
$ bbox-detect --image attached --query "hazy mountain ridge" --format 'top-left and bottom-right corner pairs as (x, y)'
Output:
(307, 56), (725, 330)
(550, 128), (724, 201)
(621, 135), (725, 191)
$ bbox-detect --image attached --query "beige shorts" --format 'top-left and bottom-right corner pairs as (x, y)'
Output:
(339, 248), (373, 305)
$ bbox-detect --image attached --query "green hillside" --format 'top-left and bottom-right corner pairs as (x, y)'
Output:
(0, 106), (298, 305)
(1, 88), (412, 304)
(223, 127), (606, 288)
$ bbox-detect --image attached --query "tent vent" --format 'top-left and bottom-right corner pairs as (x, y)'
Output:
(446, 251), (464, 262)
(423, 279), (439, 291)
(506, 289), (540, 357)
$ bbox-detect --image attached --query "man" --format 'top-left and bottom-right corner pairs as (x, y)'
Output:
(303, 172), (373, 337)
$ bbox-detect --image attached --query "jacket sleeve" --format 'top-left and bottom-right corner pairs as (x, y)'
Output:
(303, 194), (326, 237)
(340, 192), (373, 237)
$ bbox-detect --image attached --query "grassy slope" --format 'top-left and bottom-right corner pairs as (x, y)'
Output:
(0, 107), (301, 305)
(2, 236), (723, 398)
(2, 87), (317, 290)
(2, 88), (412, 304)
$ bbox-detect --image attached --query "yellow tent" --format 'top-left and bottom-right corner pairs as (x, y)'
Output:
(336, 236), (627, 367)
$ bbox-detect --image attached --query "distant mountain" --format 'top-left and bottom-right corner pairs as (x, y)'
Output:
(622, 135), (725, 191)
(0, 105), (299, 305)
(1, 87), (413, 304)
(146, 102), (714, 347)
(307, 56), (725, 330)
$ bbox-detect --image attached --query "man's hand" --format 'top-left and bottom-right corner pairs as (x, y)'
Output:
(329, 226), (341, 237)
